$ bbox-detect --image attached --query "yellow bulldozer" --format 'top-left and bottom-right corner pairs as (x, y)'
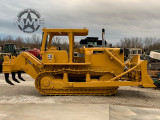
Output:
(2, 28), (158, 95)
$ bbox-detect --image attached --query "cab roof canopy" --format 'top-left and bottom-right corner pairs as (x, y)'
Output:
(42, 28), (88, 36)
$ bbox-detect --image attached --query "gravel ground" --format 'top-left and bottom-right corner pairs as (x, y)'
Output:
(0, 73), (160, 108)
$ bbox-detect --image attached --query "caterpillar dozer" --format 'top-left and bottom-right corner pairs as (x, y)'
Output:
(2, 28), (158, 95)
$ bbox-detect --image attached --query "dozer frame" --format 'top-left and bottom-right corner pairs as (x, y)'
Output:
(2, 28), (157, 95)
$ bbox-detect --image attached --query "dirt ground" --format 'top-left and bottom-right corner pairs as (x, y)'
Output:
(0, 73), (160, 108)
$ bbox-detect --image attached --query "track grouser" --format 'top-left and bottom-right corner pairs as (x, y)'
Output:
(2, 28), (158, 95)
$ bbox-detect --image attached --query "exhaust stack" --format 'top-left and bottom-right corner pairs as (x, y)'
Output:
(102, 28), (105, 47)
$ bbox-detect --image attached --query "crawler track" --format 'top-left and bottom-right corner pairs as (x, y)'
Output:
(35, 72), (118, 96)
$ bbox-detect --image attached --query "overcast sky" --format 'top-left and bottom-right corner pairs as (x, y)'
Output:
(0, 0), (160, 44)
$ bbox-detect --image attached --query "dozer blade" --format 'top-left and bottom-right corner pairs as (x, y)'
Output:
(4, 73), (14, 85)
(11, 72), (20, 83)
(18, 71), (25, 81)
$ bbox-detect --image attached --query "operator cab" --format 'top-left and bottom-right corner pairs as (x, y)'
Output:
(41, 28), (88, 64)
